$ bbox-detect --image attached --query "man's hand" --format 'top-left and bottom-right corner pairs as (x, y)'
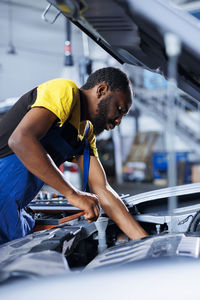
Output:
(67, 190), (100, 222)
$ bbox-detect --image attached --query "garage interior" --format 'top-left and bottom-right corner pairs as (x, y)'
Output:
(1, 0), (200, 197)
(2, 0), (200, 292)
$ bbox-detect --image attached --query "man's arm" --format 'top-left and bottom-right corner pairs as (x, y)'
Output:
(8, 107), (99, 222)
(78, 155), (148, 240)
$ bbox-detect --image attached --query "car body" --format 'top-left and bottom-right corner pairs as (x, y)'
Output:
(1, 183), (200, 281)
(48, 0), (200, 100)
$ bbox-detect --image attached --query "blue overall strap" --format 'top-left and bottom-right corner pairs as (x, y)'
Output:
(83, 122), (90, 191)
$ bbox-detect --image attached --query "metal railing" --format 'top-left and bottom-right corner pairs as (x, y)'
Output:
(134, 87), (200, 155)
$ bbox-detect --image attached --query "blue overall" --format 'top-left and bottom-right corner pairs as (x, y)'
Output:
(0, 122), (90, 244)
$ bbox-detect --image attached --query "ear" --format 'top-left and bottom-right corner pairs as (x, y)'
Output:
(96, 83), (108, 98)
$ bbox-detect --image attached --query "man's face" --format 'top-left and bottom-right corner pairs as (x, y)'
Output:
(92, 90), (132, 135)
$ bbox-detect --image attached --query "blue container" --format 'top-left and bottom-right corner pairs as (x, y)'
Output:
(152, 152), (190, 183)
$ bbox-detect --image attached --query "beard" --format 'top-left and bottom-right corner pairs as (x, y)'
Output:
(92, 95), (111, 135)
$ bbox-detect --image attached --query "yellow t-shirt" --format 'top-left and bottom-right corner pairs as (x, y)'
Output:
(31, 78), (98, 158)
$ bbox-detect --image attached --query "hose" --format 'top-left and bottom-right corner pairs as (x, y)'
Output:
(187, 210), (200, 232)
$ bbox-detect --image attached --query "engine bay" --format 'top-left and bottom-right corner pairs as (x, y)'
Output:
(1, 183), (200, 282)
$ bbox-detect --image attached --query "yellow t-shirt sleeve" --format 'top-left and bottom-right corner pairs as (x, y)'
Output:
(31, 79), (79, 126)
(87, 122), (98, 158)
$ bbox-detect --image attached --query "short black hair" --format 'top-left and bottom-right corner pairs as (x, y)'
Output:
(81, 67), (131, 93)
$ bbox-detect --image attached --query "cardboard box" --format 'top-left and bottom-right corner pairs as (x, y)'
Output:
(191, 164), (200, 183)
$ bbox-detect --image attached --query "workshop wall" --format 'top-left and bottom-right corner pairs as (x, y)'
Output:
(0, 1), (83, 100)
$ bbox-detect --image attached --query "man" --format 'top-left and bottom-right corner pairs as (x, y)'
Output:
(0, 67), (147, 244)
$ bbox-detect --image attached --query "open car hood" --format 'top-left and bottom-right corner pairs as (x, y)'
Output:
(47, 0), (200, 100)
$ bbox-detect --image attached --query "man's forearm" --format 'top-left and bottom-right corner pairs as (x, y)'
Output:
(92, 184), (148, 240)
(9, 133), (100, 221)
(9, 132), (77, 197)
